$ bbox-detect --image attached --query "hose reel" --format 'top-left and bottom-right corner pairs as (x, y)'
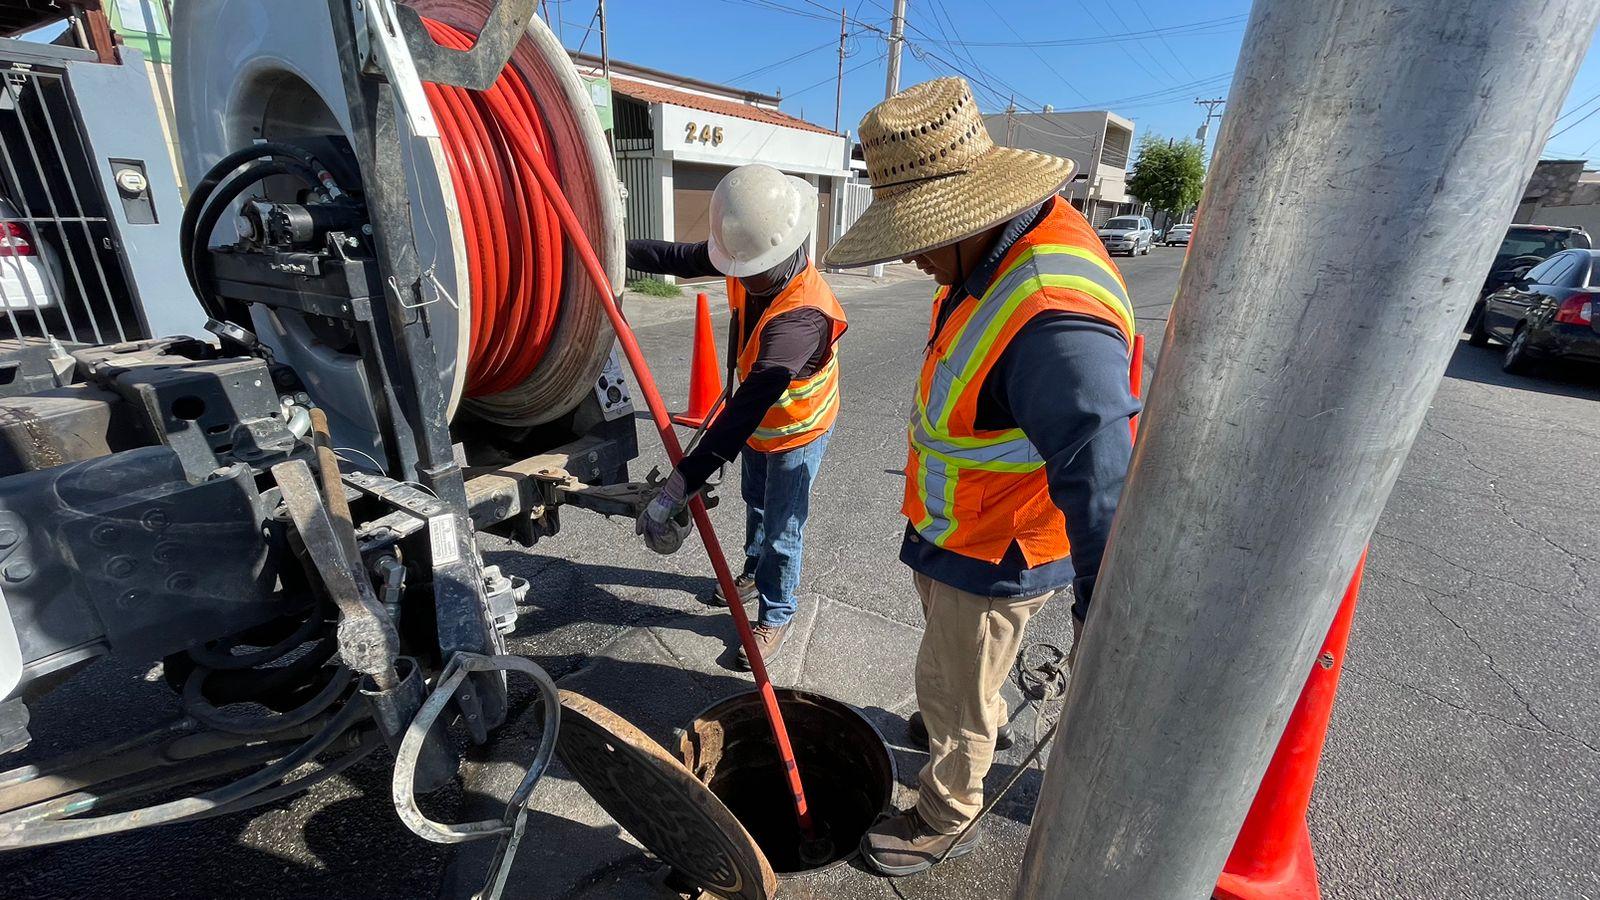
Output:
(173, 0), (624, 451)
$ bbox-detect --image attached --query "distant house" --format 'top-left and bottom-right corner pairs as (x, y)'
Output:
(1516, 159), (1600, 237)
(981, 109), (1137, 227)
(572, 54), (850, 283)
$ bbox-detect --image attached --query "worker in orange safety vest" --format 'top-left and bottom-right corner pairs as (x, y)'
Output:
(630, 164), (847, 669)
(826, 78), (1139, 876)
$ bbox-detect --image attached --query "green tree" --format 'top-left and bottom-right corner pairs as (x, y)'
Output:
(1126, 135), (1206, 221)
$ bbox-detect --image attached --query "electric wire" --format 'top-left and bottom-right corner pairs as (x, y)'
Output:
(1555, 86), (1600, 123)
(898, 13), (1249, 47)
(1135, 3), (1198, 81)
(1096, 2), (1181, 84)
(784, 50), (885, 100)
(1548, 102), (1600, 143)
(972, 0), (1093, 106)
(727, 37), (840, 84)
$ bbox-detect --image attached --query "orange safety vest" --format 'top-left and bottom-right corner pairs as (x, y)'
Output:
(727, 262), (848, 453)
(902, 196), (1135, 566)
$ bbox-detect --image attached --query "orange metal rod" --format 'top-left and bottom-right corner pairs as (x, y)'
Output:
(485, 82), (817, 836)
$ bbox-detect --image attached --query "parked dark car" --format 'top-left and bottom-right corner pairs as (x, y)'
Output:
(1471, 248), (1600, 374)
(1468, 224), (1590, 338)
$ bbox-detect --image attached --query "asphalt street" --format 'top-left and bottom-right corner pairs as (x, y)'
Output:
(3, 246), (1596, 899)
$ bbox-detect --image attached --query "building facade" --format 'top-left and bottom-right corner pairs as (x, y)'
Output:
(572, 55), (851, 284)
(1516, 158), (1600, 237)
(982, 109), (1137, 226)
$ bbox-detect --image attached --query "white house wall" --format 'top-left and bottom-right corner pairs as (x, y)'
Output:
(653, 103), (847, 176)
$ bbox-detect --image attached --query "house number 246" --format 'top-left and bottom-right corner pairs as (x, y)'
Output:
(685, 122), (725, 146)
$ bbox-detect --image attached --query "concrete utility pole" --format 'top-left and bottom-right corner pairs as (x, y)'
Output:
(1013, 2), (1599, 899)
(834, 5), (848, 133)
(1194, 96), (1225, 155)
(884, 0), (907, 98)
(1004, 97), (1017, 147)
(597, 0), (612, 85)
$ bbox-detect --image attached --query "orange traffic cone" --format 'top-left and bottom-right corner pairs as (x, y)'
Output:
(672, 292), (723, 428)
(1214, 551), (1367, 900)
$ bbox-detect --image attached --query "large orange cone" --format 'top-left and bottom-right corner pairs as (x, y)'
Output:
(1214, 552), (1366, 900)
(672, 292), (723, 428)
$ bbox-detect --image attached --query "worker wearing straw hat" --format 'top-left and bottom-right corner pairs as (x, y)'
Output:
(826, 78), (1139, 875)
(630, 164), (847, 670)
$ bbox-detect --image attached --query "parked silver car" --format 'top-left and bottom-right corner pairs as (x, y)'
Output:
(1097, 215), (1154, 256)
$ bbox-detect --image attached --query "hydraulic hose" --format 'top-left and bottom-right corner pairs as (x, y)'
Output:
(420, 19), (817, 839)
(0, 693), (371, 849)
(180, 142), (329, 300)
(185, 159), (320, 324)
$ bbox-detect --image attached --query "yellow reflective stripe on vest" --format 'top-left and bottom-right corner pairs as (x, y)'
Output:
(1028, 244), (1135, 334)
(923, 248), (1131, 431)
(774, 357), (837, 407)
(909, 415), (1042, 472)
(754, 378), (840, 439)
(913, 450), (961, 547)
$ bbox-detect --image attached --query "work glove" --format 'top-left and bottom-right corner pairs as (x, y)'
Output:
(636, 469), (692, 555)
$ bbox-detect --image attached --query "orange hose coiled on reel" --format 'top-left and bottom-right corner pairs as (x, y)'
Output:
(421, 17), (563, 397)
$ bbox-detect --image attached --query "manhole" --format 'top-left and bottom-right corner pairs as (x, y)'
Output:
(680, 689), (896, 875)
(555, 691), (777, 900)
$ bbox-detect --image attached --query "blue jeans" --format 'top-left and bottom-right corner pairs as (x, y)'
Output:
(739, 429), (831, 627)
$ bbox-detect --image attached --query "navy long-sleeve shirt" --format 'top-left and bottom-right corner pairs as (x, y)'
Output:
(900, 204), (1140, 620)
(627, 240), (830, 491)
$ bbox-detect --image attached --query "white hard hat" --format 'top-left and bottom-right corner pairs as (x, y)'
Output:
(706, 164), (817, 277)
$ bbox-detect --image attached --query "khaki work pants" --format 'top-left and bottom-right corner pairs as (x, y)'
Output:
(912, 571), (1053, 833)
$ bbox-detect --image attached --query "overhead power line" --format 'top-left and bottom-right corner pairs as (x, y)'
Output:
(1095, 2), (1180, 84)
(1548, 103), (1600, 142)
(1554, 87), (1600, 123)
(784, 49), (886, 101)
(1136, 3), (1198, 81)
(727, 36), (846, 84)
(975, 0), (1093, 105)
(915, 14), (1248, 48)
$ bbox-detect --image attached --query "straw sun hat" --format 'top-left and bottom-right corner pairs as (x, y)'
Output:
(825, 77), (1075, 269)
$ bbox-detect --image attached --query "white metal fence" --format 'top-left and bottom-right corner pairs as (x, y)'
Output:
(0, 62), (141, 346)
(831, 180), (883, 277)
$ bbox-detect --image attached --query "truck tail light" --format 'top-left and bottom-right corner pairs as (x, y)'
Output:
(0, 221), (36, 257)
(1555, 293), (1594, 325)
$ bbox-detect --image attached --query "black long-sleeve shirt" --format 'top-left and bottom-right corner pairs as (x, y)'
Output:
(627, 240), (830, 490)
(900, 203), (1140, 619)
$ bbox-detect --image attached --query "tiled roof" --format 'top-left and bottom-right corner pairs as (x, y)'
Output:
(609, 77), (838, 136)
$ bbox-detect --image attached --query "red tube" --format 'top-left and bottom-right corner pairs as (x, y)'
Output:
(421, 19), (817, 837)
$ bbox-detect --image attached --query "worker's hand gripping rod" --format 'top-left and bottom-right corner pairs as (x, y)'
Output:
(489, 99), (819, 840)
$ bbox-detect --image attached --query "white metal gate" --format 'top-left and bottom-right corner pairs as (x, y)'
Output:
(0, 61), (141, 346)
(831, 180), (883, 277)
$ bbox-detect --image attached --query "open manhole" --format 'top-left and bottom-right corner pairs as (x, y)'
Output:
(680, 689), (897, 875)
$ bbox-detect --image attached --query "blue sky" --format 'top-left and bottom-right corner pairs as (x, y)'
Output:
(555, 0), (1600, 165)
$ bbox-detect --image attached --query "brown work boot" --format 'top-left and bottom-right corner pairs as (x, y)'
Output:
(860, 807), (983, 876)
(735, 622), (789, 670)
(711, 573), (758, 607)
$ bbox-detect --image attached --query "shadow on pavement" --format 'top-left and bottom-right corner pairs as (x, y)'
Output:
(443, 656), (761, 899)
(1445, 338), (1600, 400)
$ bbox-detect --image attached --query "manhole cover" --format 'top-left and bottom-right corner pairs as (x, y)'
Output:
(556, 691), (776, 900)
